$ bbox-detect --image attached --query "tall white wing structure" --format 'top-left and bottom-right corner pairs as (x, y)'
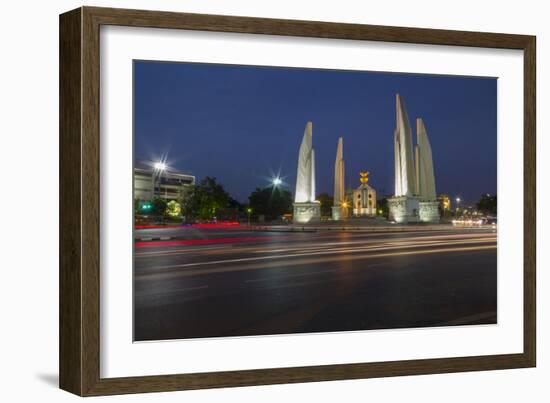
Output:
(333, 137), (345, 206)
(394, 128), (402, 196)
(415, 118), (437, 201)
(310, 148), (316, 202)
(294, 121), (315, 203)
(394, 94), (416, 197)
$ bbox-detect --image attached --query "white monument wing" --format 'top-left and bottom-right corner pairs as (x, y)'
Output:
(295, 121), (314, 203)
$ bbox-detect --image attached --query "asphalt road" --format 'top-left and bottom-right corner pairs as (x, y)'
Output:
(134, 226), (497, 341)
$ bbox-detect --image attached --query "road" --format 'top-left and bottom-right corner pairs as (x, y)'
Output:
(134, 225), (497, 341)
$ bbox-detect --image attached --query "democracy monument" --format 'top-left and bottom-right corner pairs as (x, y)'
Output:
(388, 94), (439, 223)
(292, 93), (440, 224)
(293, 122), (322, 223)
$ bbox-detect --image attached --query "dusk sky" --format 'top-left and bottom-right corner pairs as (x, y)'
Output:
(134, 61), (497, 206)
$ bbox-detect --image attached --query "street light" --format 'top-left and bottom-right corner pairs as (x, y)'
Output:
(152, 161), (167, 200)
(455, 197), (461, 216)
(272, 177), (282, 186)
(246, 207), (252, 226)
(154, 161), (167, 171)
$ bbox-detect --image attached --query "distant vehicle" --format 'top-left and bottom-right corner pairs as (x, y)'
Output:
(452, 216), (497, 226)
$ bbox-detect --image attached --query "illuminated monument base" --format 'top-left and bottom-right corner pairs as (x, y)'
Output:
(419, 201), (440, 223)
(293, 202), (321, 224)
(331, 206), (349, 221)
(388, 196), (420, 224)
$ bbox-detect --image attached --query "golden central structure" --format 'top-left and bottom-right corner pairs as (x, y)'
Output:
(352, 171), (377, 217)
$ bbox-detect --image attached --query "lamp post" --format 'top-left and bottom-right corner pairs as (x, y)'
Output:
(246, 207), (252, 226)
(272, 177), (282, 186)
(455, 197), (461, 216)
(151, 161), (167, 200)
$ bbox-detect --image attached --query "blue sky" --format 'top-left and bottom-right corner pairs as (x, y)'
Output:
(134, 61), (497, 206)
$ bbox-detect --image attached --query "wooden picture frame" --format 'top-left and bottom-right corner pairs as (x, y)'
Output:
(59, 6), (536, 396)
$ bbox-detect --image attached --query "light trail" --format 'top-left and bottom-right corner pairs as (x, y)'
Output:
(135, 245), (496, 280)
(135, 231), (496, 258)
(143, 240), (496, 272)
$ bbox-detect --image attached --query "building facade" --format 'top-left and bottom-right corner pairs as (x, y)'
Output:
(134, 160), (195, 202)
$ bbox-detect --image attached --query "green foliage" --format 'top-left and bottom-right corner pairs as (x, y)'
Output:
(476, 194), (497, 215)
(248, 186), (292, 221)
(183, 176), (231, 220)
(165, 200), (181, 217)
(151, 197), (168, 217)
(377, 198), (389, 218)
(317, 193), (333, 217)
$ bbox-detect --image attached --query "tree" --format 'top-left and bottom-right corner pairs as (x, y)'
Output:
(248, 186), (292, 221)
(151, 197), (168, 217)
(377, 197), (389, 218)
(165, 200), (181, 217)
(317, 193), (333, 217)
(183, 176), (231, 220)
(476, 194), (497, 215)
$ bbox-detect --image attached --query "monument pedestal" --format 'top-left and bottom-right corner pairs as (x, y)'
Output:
(331, 206), (342, 221)
(293, 202), (321, 224)
(331, 206), (349, 221)
(388, 196), (419, 224)
(419, 201), (440, 223)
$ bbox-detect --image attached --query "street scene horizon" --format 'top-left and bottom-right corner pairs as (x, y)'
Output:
(133, 60), (497, 341)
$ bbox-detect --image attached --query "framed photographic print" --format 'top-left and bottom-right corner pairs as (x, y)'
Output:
(59, 6), (536, 396)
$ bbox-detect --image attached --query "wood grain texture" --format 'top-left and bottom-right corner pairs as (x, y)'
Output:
(523, 38), (536, 367)
(81, 6), (102, 396)
(59, 8), (82, 396)
(59, 6), (537, 396)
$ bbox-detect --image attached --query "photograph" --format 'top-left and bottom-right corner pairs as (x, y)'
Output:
(132, 60), (498, 342)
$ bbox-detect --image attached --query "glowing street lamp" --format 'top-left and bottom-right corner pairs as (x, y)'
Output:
(272, 177), (282, 186)
(152, 160), (167, 199)
(455, 197), (461, 216)
(154, 161), (167, 171)
(246, 207), (252, 226)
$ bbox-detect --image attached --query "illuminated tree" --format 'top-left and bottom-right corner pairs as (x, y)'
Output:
(165, 200), (182, 217)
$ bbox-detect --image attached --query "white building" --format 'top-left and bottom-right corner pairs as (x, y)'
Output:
(134, 160), (195, 202)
